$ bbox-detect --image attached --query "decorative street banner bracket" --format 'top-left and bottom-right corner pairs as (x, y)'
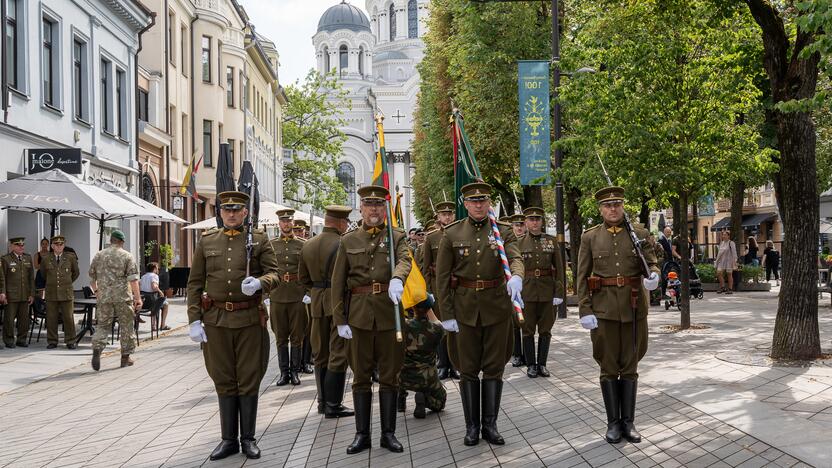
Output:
(518, 60), (551, 186)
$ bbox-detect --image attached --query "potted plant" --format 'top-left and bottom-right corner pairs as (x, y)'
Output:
(159, 243), (174, 297)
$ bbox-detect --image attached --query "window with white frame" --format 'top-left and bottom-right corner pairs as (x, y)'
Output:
(202, 120), (213, 167)
(100, 57), (112, 133)
(201, 36), (211, 82)
(42, 16), (59, 108)
(168, 10), (175, 66)
(116, 68), (126, 138)
(72, 37), (88, 121)
(5, 0), (23, 92)
(180, 24), (187, 76)
(226, 66), (234, 107)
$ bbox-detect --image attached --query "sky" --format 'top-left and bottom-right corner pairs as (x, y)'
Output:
(239, 0), (370, 87)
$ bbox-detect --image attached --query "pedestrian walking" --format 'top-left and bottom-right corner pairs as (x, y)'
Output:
(1, 237), (34, 348)
(715, 230), (738, 294)
(41, 235), (80, 349)
(269, 209), (308, 386)
(418, 200), (459, 380)
(298, 204), (354, 418)
(435, 181), (524, 447)
(518, 207), (565, 379)
(89, 230), (142, 368)
(186, 191), (280, 460)
(762, 240), (780, 284)
(331, 185), (411, 454)
(400, 295), (446, 419)
(576, 186), (660, 445)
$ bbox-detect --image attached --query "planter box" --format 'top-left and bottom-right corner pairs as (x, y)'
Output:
(701, 282), (771, 292)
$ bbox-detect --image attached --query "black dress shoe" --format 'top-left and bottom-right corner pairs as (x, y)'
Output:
(289, 370), (301, 386)
(46, 343), (56, 349)
(16, 342), (28, 348)
(448, 368), (460, 379)
(537, 365), (550, 377)
(301, 363), (314, 374)
(209, 440), (239, 460)
(510, 355), (524, 367)
(66, 344), (76, 350)
(526, 365), (538, 378)
(437, 367), (450, 380)
(275, 372), (291, 386)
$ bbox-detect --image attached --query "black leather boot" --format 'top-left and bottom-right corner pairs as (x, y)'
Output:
(238, 395), (261, 459)
(537, 336), (551, 377)
(379, 390), (404, 452)
(397, 389), (407, 412)
(301, 337), (314, 374)
(523, 336), (537, 378)
(619, 379), (642, 443)
(460, 379), (480, 446)
(314, 367), (326, 414)
(413, 392), (426, 419)
(275, 345), (291, 386)
(91, 348), (101, 371)
(324, 370), (354, 418)
(481, 379), (504, 445)
(209, 396), (240, 460)
(510, 326), (524, 367)
(601, 380), (622, 444)
(346, 392), (372, 454)
(289, 346), (302, 385)
(437, 339), (450, 379)
(448, 367), (460, 379)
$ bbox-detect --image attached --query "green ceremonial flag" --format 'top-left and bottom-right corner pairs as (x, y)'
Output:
(452, 111), (479, 219)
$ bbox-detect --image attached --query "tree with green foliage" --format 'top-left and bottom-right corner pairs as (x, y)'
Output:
(281, 70), (349, 210)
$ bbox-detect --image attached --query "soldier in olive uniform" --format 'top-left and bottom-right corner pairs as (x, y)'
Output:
(509, 213), (527, 367)
(292, 219), (308, 239)
(41, 235), (81, 349)
(90, 230), (142, 367)
(292, 219), (315, 374)
(269, 209), (308, 386)
(331, 185), (411, 454)
(298, 205), (354, 418)
(518, 207), (565, 378)
(435, 182), (524, 446)
(187, 191), (280, 460)
(418, 201), (458, 380)
(577, 187), (660, 444)
(1, 237), (34, 348)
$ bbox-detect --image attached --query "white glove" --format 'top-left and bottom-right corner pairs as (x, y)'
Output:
(241, 276), (262, 296)
(507, 275), (524, 308)
(553, 297), (564, 306)
(302, 295), (312, 305)
(337, 324), (353, 339)
(189, 320), (208, 343)
(643, 272), (659, 291)
(263, 298), (270, 307)
(580, 315), (598, 330)
(388, 278), (404, 304)
(441, 319), (459, 333)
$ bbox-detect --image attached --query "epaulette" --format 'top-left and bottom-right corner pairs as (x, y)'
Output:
(443, 219), (464, 230)
(584, 224), (602, 233)
(202, 227), (221, 236)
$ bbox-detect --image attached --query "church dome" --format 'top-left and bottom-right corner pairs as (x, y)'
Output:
(317, 1), (371, 34)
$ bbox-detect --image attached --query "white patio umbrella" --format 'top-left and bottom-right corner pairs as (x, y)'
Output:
(94, 180), (187, 248)
(183, 201), (325, 230)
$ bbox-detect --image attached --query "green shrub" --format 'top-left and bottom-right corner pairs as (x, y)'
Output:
(695, 263), (716, 283)
(741, 265), (764, 283)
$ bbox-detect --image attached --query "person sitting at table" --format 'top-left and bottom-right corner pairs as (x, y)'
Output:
(41, 235), (80, 349)
(140, 262), (169, 331)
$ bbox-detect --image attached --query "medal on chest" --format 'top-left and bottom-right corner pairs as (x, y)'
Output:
(488, 234), (497, 250)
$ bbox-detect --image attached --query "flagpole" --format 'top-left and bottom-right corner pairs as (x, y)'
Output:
(375, 111), (403, 343)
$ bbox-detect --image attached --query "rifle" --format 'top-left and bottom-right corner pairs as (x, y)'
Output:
(595, 154), (651, 278)
(245, 176), (257, 277)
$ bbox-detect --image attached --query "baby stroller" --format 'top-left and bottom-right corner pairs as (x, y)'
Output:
(665, 271), (681, 310)
(661, 260), (705, 305)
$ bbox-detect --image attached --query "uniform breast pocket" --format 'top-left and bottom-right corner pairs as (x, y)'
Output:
(452, 241), (472, 261)
(205, 250), (221, 269)
(594, 250), (611, 267)
(346, 248), (367, 271)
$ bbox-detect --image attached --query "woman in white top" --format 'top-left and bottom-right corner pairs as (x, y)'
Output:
(714, 230), (738, 294)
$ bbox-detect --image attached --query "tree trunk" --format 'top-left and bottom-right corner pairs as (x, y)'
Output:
(566, 186), (583, 291)
(671, 197), (682, 237)
(679, 191), (691, 330)
(730, 180), (745, 248)
(691, 199), (699, 262)
(638, 195), (651, 229)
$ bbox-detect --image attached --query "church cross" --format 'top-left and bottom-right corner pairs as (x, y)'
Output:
(392, 109), (405, 124)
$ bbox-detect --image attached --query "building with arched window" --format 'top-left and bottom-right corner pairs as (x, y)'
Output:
(312, 0), (428, 225)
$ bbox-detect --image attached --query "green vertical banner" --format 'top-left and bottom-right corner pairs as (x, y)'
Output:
(518, 60), (551, 185)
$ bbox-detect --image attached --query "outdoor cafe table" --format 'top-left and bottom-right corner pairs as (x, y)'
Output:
(73, 298), (97, 345)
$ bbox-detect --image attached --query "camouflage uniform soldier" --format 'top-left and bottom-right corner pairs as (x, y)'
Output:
(332, 185), (411, 454)
(400, 297), (446, 419)
(577, 187), (660, 444)
(298, 205), (354, 418)
(269, 209), (307, 386)
(1, 237), (34, 348)
(418, 201), (458, 380)
(518, 207), (565, 378)
(435, 182), (524, 447)
(89, 230), (142, 369)
(187, 191), (280, 460)
(509, 213), (526, 368)
(42, 235), (80, 349)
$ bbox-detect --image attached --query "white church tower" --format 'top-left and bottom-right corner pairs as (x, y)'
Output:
(312, 0), (429, 227)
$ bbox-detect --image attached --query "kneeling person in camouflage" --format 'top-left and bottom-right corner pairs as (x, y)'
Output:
(400, 295), (446, 419)
(90, 230), (142, 370)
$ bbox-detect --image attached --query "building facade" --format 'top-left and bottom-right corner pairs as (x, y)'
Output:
(0, 0), (152, 282)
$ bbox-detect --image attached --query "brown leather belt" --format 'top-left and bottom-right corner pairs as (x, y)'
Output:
(216, 297), (261, 311)
(456, 277), (503, 290)
(351, 282), (389, 295)
(281, 273), (299, 282)
(599, 276), (641, 288)
(526, 268), (553, 278)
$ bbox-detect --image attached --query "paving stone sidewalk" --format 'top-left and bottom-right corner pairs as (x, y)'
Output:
(0, 289), (828, 467)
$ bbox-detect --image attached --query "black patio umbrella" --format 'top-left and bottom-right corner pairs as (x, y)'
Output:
(238, 161), (259, 228)
(658, 213), (667, 231)
(215, 143), (235, 228)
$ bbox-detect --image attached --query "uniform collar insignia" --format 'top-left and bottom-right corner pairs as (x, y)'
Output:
(281, 234), (294, 241)
(224, 229), (241, 236)
(605, 225), (622, 234)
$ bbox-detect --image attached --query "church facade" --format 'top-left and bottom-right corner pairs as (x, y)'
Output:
(312, 0), (428, 226)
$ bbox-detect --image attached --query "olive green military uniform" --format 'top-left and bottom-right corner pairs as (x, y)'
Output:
(89, 244), (140, 354)
(42, 246), (80, 346)
(1, 244), (35, 347)
(269, 232), (307, 378)
(577, 186), (660, 445)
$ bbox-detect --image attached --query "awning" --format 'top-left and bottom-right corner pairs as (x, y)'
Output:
(710, 212), (777, 231)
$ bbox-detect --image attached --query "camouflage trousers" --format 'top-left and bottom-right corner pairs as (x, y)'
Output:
(400, 362), (447, 411)
(91, 301), (136, 354)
